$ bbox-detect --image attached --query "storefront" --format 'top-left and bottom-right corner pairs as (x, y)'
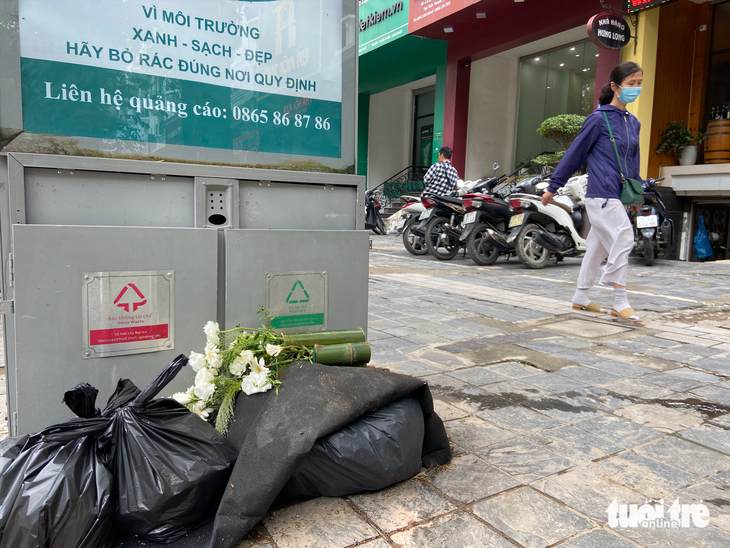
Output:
(644, 0), (730, 261)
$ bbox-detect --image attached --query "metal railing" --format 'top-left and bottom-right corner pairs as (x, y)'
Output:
(368, 165), (430, 211)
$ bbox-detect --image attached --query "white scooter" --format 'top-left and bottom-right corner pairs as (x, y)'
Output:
(502, 175), (589, 269)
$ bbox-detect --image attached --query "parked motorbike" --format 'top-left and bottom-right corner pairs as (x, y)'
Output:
(627, 177), (668, 266)
(489, 175), (589, 269)
(405, 177), (489, 258)
(461, 176), (544, 266)
(398, 197), (428, 255)
(365, 188), (386, 235)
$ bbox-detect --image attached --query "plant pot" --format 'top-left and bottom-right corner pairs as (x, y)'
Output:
(679, 145), (698, 166)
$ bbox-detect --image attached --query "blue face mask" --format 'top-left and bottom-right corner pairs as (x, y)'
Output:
(618, 85), (642, 104)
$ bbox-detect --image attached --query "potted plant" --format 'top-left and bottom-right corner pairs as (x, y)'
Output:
(655, 121), (707, 166)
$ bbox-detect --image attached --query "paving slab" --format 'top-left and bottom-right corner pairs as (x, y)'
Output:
(388, 511), (514, 548)
(553, 529), (636, 548)
(349, 479), (455, 533)
(476, 405), (562, 435)
(636, 436), (730, 478)
(599, 378), (676, 400)
(521, 373), (590, 394)
(447, 366), (509, 386)
(524, 397), (602, 423)
(540, 318), (633, 338)
(588, 452), (699, 500)
(477, 438), (575, 482)
(472, 487), (592, 548)
(690, 385), (730, 406)
(564, 387), (635, 411)
(526, 425), (623, 463)
(536, 467), (645, 522)
(679, 424), (730, 455)
(263, 497), (377, 548)
(574, 414), (664, 449)
(444, 416), (517, 450)
(425, 453), (520, 504)
(482, 379), (554, 403)
(615, 403), (705, 433)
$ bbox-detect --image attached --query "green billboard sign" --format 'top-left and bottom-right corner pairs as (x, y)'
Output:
(358, 0), (409, 56)
(16, 0), (350, 164)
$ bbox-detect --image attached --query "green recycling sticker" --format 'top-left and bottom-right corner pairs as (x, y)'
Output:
(266, 271), (327, 332)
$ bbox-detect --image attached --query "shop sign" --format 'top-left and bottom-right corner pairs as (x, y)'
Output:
(587, 13), (631, 50)
(18, 0), (343, 158)
(83, 270), (174, 358)
(625, 0), (679, 14)
(266, 270), (328, 332)
(359, 0), (409, 55)
(408, 0), (479, 33)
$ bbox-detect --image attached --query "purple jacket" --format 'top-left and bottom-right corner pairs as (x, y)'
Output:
(547, 105), (642, 200)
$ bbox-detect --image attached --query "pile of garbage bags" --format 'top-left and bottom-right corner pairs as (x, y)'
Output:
(0, 358), (451, 548)
(0, 355), (238, 548)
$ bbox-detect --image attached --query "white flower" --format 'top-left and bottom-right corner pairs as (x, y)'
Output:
(172, 386), (194, 406)
(192, 400), (214, 420)
(205, 342), (223, 371)
(188, 351), (207, 372)
(266, 344), (282, 357)
(240, 349), (256, 365)
(204, 321), (220, 345)
(194, 367), (216, 401)
(250, 357), (270, 377)
(240, 372), (272, 395)
(229, 356), (248, 377)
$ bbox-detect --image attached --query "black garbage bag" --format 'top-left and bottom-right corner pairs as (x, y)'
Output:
(64, 383), (102, 418)
(278, 396), (425, 502)
(105, 356), (239, 543)
(0, 376), (140, 548)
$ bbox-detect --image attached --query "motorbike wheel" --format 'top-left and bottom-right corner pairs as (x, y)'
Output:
(515, 223), (551, 269)
(402, 220), (428, 255)
(375, 215), (387, 235)
(425, 217), (461, 260)
(467, 223), (500, 266)
(643, 237), (655, 266)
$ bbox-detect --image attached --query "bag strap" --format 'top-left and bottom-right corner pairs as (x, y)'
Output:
(602, 110), (626, 181)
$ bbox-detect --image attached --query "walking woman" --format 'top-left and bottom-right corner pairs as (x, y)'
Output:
(541, 62), (644, 322)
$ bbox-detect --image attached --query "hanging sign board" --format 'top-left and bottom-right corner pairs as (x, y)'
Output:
(359, 0), (410, 56)
(266, 270), (328, 332)
(83, 270), (174, 358)
(625, 0), (679, 14)
(587, 13), (631, 50)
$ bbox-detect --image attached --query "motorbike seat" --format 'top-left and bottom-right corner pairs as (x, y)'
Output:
(571, 210), (583, 230)
(439, 196), (464, 205)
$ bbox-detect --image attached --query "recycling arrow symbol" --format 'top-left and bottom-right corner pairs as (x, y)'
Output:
(286, 280), (310, 304)
(114, 283), (147, 312)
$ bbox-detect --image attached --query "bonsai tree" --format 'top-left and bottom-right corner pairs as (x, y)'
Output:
(655, 121), (707, 161)
(537, 114), (587, 151)
(527, 114), (586, 175)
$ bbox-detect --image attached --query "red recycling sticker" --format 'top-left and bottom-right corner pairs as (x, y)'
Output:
(114, 283), (147, 312)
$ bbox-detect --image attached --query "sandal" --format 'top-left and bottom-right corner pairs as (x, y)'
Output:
(611, 307), (642, 322)
(572, 302), (608, 314)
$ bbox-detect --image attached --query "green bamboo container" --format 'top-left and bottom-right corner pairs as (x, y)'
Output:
(282, 328), (366, 346)
(313, 342), (371, 366)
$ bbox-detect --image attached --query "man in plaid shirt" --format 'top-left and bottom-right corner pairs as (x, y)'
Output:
(421, 147), (460, 198)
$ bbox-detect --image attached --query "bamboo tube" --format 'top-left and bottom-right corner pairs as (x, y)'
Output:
(282, 328), (366, 346)
(313, 342), (371, 366)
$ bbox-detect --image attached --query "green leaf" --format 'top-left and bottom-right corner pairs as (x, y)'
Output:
(537, 115), (587, 151)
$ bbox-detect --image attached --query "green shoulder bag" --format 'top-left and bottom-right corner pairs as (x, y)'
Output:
(602, 111), (644, 207)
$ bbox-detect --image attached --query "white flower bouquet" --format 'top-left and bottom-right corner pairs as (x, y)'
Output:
(172, 308), (314, 434)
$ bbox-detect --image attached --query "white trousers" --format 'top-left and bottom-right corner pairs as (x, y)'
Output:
(577, 198), (634, 289)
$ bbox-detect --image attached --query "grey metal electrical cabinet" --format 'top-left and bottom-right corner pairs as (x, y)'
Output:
(0, 152), (368, 435)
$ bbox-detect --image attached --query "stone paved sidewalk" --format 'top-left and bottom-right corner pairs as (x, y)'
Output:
(236, 236), (730, 548)
(5, 236), (730, 547)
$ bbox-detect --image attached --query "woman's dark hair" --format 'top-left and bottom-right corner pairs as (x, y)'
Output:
(598, 62), (643, 106)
